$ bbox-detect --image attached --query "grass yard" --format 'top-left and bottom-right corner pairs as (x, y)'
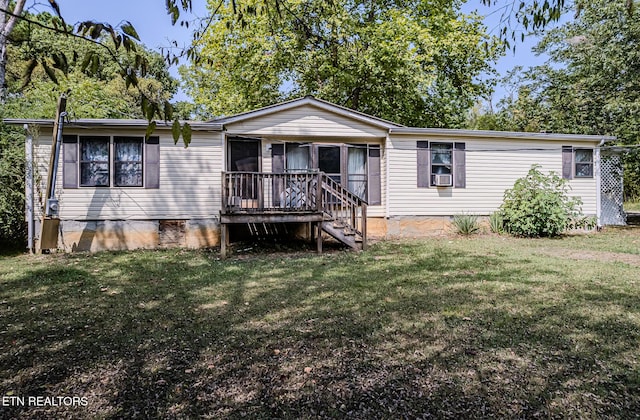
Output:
(625, 201), (640, 212)
(1, 228), (640, 419)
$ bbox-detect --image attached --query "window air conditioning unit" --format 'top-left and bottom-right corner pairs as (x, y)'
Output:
(434, 174), (452, 187)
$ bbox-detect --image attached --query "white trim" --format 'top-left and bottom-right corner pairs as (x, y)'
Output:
(595, 147), (602, 227)
(390, 127), (612, 143)
(212, 96), (402, 129)
(385, 133), (391, 220)
(4, 119), (222, 131)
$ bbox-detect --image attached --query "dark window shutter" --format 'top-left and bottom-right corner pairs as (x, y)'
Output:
(368, 146), (381, 205)
(271, 144), (284, 173)
(62, 135), (78, 188)
(562, 146), (573, 179)
(145, 137), (160, 189)
(271, 143), (285, 203)
(454, 142), (466, 188)
(417, 141), (430, 188)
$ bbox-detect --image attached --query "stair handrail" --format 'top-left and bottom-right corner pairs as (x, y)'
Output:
(319, 173), (367, 240)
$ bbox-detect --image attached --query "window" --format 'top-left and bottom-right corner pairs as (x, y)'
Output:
(574, 149), (594, 178)
(285, 143), (310, 172)
(64, 135), (159, 189)
(562, 146), (594, 179)
(114, 137), (143, 187)
(417, 141), (466, 188)
(347, 146), (367, 201)
(430, 142), (453, 186)
(80, 136), (110, 187)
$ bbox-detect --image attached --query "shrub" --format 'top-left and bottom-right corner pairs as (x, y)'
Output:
(452, 213), (480, 235)
(0, 124), (26, 249)
(489, 212), (503, 234)
(499, 165), (583, 237)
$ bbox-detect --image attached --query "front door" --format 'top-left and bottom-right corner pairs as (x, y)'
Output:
(228, 137), (260, 200)
(228, 137), (260, 172)
(317, 145), (341, 184)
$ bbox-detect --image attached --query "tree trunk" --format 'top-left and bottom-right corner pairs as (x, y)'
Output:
(0, 0), (27, 102)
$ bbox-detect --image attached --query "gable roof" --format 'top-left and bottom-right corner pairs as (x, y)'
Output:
(210, 96), (404, 129)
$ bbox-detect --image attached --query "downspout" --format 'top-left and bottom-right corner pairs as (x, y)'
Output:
(24, 124), (34, 253)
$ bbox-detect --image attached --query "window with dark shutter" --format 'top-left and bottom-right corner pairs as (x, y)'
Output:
(79, 136), (110, 187)
(574, 149), (594, 178)
(114, 137), (143, 187)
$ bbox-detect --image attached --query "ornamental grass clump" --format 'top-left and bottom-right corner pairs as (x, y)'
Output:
(452, 213), (481, 235)
(489, 212), (503, 234)
(499, 165), (583, 237)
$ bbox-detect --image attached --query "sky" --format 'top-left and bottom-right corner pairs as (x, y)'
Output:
(31, 0), (557, 105)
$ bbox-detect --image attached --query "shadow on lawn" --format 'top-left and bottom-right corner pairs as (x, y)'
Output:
(1, 244), (639, 418)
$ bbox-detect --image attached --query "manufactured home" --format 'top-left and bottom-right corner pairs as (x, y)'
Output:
(7, 97), (620, 254)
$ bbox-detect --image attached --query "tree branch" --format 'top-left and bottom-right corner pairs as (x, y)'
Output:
(1, 0), (27, 37)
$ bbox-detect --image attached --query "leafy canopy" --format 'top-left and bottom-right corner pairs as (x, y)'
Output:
(472, 0), (640, 200)
(4, 12), (177, 120)
(182, 0), (502, 127)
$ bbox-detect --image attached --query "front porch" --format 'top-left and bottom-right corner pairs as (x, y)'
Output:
(220, 171), (367, 257)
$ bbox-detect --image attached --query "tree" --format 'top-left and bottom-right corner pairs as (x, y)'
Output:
(3, 12), (177, 119)
(0, 0), (594, 129)
(0, 0), (26, 100)
(182, 0), (502, 127)
(481, 0), (640, 200)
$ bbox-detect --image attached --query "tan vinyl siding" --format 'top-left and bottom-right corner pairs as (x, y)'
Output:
(34, 129), (223, 220)
(225, 104), (388, 138)
(387, 136), (598, 217)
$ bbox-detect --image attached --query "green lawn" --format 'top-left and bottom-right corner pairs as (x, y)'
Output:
(625, 201), (640, 212)
(1, 228), (640, 418)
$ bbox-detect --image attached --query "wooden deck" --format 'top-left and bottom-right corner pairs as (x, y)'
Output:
(220, 171), (366, 257)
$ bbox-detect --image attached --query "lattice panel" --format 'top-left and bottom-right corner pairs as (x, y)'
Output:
(600, 152), (626, 225)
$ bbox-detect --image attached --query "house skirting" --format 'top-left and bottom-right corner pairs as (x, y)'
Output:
(386, 216), (455, 238)
(42, 219), (221, 252)
(37, 216), (469, 252)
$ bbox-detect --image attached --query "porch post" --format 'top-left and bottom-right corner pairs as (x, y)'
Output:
(316, 221), (323, 254)
(220, 223), (227, 258)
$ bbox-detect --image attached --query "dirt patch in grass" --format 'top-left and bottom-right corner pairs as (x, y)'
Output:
(536, 248), (640, 267)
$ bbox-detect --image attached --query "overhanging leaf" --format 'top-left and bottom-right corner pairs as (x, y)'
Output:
(121, 22), (140, 41)
(181, 122), (192, 148)
(41, 61), (59, 84)
(145, 121), (157, 140)
(172, 119), (181, 145)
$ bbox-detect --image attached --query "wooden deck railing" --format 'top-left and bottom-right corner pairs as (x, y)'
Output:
(222, 171), (367, 241)
(222, 171), (321, 213)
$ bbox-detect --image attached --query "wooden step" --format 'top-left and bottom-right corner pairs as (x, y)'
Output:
(321, 221), (361, 250)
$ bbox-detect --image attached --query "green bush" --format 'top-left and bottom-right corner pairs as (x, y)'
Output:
(489, 212), (503, 234)
(499, 165), (583, 237)
(452, 213), (480, 235)
(0, 124), (26, 249)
